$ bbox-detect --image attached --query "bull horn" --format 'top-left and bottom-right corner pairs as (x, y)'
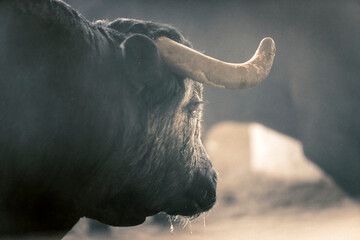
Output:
(155, 37), (276, 89)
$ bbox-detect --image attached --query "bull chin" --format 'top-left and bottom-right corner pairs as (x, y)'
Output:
(101, 214), (147, 227)
(85, 206), (153, 227)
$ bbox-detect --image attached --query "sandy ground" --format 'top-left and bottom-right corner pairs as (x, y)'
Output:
(65, 122), (360, 240)
(65, 198), (360, 240)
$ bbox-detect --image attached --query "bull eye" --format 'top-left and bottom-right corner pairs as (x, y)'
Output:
(187, 101), (204, 118)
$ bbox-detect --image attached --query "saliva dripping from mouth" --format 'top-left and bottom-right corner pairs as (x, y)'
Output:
(166, 213), (204, 234)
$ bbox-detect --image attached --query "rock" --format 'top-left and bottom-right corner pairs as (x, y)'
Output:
(205, 121), (324, 182)
(204, 121), (354, 214)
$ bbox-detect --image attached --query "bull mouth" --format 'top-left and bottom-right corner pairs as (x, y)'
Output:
(85, 191), (216, 226)
(164, 196), (216, 218)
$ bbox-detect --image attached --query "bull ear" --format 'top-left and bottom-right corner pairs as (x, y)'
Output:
(121, 34), (164, 92)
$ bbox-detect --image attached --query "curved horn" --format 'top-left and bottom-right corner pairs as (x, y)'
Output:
(155, 37), (276, 89)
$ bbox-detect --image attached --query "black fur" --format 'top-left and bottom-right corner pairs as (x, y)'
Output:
(0, 0), (216, 238)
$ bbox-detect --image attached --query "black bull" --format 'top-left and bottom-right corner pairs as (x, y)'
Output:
(0, 0), (218, 236)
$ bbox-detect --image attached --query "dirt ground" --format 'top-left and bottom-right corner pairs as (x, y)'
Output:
(65, 183), (360, 240)
(65, 197), (360, 240)
(65, 122), (360, 240)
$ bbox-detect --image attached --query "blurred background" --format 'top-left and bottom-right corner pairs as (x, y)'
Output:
(63, 0), (360, 239)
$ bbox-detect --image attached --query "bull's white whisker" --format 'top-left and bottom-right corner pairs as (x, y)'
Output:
(186, 220), (193, 234)
(182, 217), (190, 229)
(168, 216), (174, 233)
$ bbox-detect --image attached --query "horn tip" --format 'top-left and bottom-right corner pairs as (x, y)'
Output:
(260, 37), (276, 55)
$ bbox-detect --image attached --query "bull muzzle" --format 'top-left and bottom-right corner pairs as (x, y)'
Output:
(156, 37), (276, 89)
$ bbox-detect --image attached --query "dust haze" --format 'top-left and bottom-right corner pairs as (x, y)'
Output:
(63, 0), (360, 239)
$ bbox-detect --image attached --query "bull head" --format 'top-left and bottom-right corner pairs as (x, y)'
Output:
(109, 32), (276, 225)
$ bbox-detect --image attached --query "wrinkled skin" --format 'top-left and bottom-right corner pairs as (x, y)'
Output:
(0, 0), (217, 237)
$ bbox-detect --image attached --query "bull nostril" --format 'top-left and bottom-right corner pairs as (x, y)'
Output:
(186, 172), (217, 212)
(202, 185), (216, 209)
(206, 185), (216, 204)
